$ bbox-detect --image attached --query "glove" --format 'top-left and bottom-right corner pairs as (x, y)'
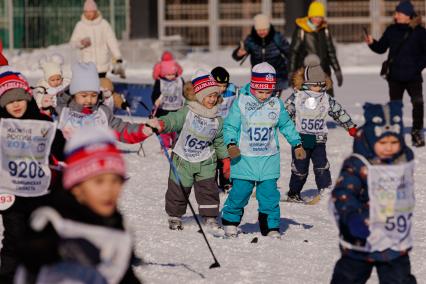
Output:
(121, 100), (130, 110)
(348, 125), (358, 137)
(222, 158), (231, 180)
(348, 215), (370, 239)
(294, 144), (306, 160)
(146, 118), (165, 133)
(227, 144), (241, 160)
(112, 59), (126, 79)
(335, 70), (343, 87)
(141, 124), (153, 137)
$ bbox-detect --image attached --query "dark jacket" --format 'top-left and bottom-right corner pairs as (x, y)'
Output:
(289, 17), (341, 76)
(18, 189), (142, 284)
(232, 25), (290, 90)
(369, 16), (426, 82)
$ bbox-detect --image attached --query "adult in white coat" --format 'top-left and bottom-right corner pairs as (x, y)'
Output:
(70, 0), (125, 78)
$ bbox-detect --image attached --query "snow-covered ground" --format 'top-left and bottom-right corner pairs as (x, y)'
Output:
(1, 43), (425, 283)
(117, 74), (425, 284)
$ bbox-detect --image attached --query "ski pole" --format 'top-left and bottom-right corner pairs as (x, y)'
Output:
(149, 126), (221, 269)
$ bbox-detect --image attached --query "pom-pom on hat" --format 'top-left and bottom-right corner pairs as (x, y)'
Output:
(63, 126), (126, 189)
(211, 66), (230, 84)
(250, 62), (276, 90)
(84, 0), (98, 11)
(303, 54), (326, 84)
(191, 69), (219, 103)
(0, 67), (32, 108)
(396, 0), (415, 17)
(254, 14), (271, 30)
(308, 1), (326, 18)
(69, 62), (100, 95)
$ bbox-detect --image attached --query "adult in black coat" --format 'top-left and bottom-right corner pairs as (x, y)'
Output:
(365, 0), (426, 147)
(232, 14), (290, 95)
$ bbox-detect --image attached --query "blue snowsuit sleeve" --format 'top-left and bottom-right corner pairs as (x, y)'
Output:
(278, 100), (301, 147)
(224, 98), (241, 146)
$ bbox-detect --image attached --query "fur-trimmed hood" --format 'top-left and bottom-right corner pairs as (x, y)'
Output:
(291, 67), (333, 91)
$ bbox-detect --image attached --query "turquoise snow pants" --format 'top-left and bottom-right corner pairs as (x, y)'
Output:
(221, 178), (280, 235)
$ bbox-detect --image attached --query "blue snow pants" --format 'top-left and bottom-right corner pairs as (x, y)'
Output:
(221, 178), (280, 236)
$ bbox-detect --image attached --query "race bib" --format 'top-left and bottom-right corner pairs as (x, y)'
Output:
(160, 79), (184, 111)
(295, 91), (329, 135)
(218, 85), (237, 118)
(0, 119), (56, 197)
(58, 107), (109, 140)
(173, 111), (218, 162)
(238, 95), (280, 157)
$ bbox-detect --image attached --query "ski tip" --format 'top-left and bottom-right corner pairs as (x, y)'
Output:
(251, 237), (258, 243)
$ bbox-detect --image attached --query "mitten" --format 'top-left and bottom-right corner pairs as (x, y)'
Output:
(348, 126), (358, 137)
(121, 100), (130, 110)
(112, 59), (126, 79)
(146, 118), (165, 133)
(222, 158), (231, 179)
(335, 70), (343, 87)
(294, 145), (306, 160)
(227, 144), (241, 160)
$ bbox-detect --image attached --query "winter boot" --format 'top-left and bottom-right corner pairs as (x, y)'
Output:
(286, 192), (304, 203)
(267, 230), (281, 239)
(224, 225), (238, 238)
(204, 217), (220, 230)
(168, 216), (183, 230)
(412, 129), (425, 147)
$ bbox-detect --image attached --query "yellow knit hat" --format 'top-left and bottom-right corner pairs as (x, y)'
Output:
(308, 1), (326, 18)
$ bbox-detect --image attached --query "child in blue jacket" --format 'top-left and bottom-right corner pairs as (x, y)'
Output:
(330, 101), (416, 283)
(221, 62), (305, 238)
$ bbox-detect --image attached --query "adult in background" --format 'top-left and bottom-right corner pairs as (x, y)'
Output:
(365, 0), (426, 147)
(70, 0), (125, 79)
(289, 1), (342, 97)
(232, 14), (290, 95)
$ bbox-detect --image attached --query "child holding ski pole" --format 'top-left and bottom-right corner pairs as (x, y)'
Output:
(211, 66), (238, 193)
(55, 62), (153, 142)
(17, 127), (142, 284)
(151, 51), (185, 150)
(221, 62), (304, 238)
(284, 55), (356, 203)
(0, 66), (66, 283)
(330, 101), (416, 283)
(146, 70), (230, 232)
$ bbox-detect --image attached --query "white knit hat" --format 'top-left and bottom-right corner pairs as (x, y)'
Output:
(254, 14), (270, 30)
(39, 54), (64, 81)
(70, 62), (100, 95)
(191, 69), (219, 103)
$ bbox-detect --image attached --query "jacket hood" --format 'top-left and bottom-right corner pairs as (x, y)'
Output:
(81, 12), (103, 26)
(295, 17), (327, 32)
(291, 66), (332, 91)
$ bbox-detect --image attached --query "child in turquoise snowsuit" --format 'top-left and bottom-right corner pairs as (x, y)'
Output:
(221, 62), (305, 238)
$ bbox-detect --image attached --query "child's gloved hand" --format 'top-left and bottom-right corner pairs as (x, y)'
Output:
(227, 144), (241, 160)
(121, 100), (130, 110)
(146, 118), (165, 133)
(348, 215), (370, 239)
(112, 59), (126, 79)
(222, 158), (231, 179)
(348, 125), (358, 137)
(294, 145), (306, 160)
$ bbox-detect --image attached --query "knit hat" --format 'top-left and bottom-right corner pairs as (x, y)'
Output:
(70, 62), (100, 95)
(39, 54), (64, 81)
(254, 14), (270, 30)
(250, 62), (276, 90)
(84, 0), (98, 11)
(152, 51), (183, 80)
(396, 0), (415, 17)
(63, 126), (126, 189)
(308, 1), (326, 18)
(361, 101), (405, 149)
(0, 67), (32, 108)
(0, 40), (8, 67)
(191, 69), (219, 103)
(211, 66), (230, 84)
(303, 54), (326, 84)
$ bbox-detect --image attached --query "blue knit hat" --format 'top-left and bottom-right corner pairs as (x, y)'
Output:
(361, 101), (405, 148)
(70, 62), (100, 95)
(396, 1), (415, 17)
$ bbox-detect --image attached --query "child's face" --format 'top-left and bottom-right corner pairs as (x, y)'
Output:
(374, 135), (401, 159)
(164, 74), (177, 81)
(74, 91), (98, 108)
(48, 74), (63, 88)
(253, 89), (273, 102)
(216, 82), (228, 95)
(202, 93), (218, 109)
(308, 85), (322, 92)
(71, 173), (124, 217)
(6, 100), (28, 118)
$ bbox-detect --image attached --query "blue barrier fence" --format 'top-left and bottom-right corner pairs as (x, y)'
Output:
(114, 82), (154, 117)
